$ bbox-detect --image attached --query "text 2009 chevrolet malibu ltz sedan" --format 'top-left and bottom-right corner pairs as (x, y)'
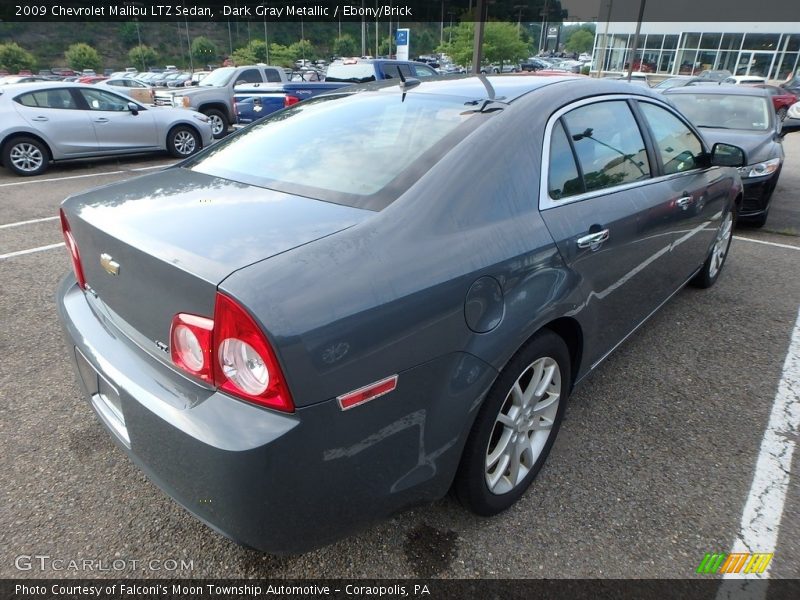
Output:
(58, 75), (746, 554)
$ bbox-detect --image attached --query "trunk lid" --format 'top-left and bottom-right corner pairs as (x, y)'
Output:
(62, 168), (371, 351)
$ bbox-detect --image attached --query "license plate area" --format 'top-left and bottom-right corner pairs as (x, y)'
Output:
(74, 347), (130, 447)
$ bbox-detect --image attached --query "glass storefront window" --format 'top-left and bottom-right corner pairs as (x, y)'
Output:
(662, 35), (678, 50)
(785, 34), (800, 52)
(659, 51), (675, 73)
(700, 33), (721, 49)
(683, 32), (702, 49)
(645, 34), (664, 50)
(775, 52), (798, 80)
(743, 33), (779, 51)
(696, 50), (718, 72)
(721, 33), (744, 51)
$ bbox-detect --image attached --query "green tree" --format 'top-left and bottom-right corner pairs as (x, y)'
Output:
(119, 22), (140, 47)
(289, 39), (315, 62)
(230, 45), (257, 66)
(333, 34), (358, 58)
(565, 29), (594, 54)
(0, 42), (37, 73)
(64, 43), (101, 72)
(128, 44), (157, 70)
(267, 43), (295, 67)
(438, 22), (528, 70)
(191, 36), (218, 64)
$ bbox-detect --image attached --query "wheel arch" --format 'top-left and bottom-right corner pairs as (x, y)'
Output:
(166, 122), (203, 148)
(197, 101), (232, 120)
(542, 317), (584, 391)
(1, 131), (54, 165)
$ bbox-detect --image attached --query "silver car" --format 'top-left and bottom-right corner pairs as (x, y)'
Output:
(0, 82), (213, 176)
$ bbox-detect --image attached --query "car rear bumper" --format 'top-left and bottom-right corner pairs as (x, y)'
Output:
(57, 276), (495, 554)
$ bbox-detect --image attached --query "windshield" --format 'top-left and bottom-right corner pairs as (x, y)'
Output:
(186, 91), (492, 210)
(200, 67), (235, 87)
(669, 93), (771, 131)
(324, 63), (378, 83)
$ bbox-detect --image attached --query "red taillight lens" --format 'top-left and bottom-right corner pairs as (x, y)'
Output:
(59, 209), (86, 289)
(168, 294), (294, 412)
(284, 95), (300, 108)
(213, 293), (294, 412)
(170, 313), (214, 384)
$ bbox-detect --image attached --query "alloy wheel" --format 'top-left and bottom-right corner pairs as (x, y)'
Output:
(709, 212), (733, 279)
(485, 357), (561, 495)
(173, 130), (197, 155)
(9, 143), (44, 173)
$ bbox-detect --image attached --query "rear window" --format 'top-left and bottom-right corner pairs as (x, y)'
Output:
(186, 91), (492, 210)
(324, 63), (378, 83)
(669, 93), (771, 131)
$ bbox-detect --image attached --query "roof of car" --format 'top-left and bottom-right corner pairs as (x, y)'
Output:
(334, 74), (656, 105)
(664, 85), (769, 97)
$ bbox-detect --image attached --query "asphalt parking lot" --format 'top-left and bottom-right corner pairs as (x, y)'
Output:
(1, 138), (799, 581)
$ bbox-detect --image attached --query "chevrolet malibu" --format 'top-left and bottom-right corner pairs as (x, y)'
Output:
(58, 76), (745, 553)
(1, 82), (213, 176)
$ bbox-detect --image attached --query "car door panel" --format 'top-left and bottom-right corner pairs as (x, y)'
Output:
(12, 89), (97, 156)
(77, 88), (159, 151)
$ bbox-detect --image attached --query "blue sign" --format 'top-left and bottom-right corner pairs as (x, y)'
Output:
(396, 29), (409, 46)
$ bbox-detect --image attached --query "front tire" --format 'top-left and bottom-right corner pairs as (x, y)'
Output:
(167, 125), (201, 158)
(3, 136), (49, 176)
(691, 209), (734, 288)
(202, 108), (228, 139)
(454, 330), (571, 516)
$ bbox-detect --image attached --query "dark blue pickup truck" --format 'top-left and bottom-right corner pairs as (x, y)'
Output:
(234, 59), (440, 125)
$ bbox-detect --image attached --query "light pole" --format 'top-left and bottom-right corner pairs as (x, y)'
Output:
(260, 2), (270, 64)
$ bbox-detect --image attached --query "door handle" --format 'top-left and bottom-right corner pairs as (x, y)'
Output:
(31, 116), (49, 122)
(676, 196), (693, 210)
(577, 229), (610, 249)
(94, 117), (109, 123)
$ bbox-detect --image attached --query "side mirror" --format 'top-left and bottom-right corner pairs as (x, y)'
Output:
(778, 117), (800, 137)
(127, 102), (139, 115)
(710, 142), (745, 167)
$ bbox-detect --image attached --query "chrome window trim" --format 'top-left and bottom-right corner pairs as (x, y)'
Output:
(539, 93), (707, 211)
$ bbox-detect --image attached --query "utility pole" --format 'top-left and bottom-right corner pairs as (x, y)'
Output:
(625, 0), (646, 82)
(471, 0), (485, 74)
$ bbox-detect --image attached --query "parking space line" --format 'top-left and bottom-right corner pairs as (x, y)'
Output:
(0, 163), (168, 188)
(722, 306), (800, 582)
(0, 216), (59, 230)
(0, 242), (64, 260)
(733, 236), (800, 251)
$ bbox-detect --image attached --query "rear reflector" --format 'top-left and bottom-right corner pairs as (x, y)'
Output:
(284, 95), (300, 108)
(337, 375), (398, 411)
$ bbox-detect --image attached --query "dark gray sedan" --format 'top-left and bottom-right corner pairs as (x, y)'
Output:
(58, 76), (745, 553)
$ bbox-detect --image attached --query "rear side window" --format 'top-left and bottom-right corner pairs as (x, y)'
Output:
(412, 64), (437, 78)
(15, 89), (77, 109)
(264, 69), (283, 83)
(324, 63), (377, 83)
(236, 69), (263, 85)
(382, 64), (413, 79)
(548, 120), (584, 199)
(638, 102), (703, 175)
(562, 100), (650, 192)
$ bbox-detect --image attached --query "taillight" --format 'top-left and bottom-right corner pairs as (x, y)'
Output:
(59, 208), (86, 289)
(170, 313), (214, 384)
(168, 293), (294, 412)
(284, 95), (300, 108)
(213, 292), (294, 412)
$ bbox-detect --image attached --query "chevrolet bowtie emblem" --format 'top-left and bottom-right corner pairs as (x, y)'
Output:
(100, 253), (120, 276)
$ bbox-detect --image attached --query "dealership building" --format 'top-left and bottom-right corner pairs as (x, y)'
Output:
(591, 22), (800, 81)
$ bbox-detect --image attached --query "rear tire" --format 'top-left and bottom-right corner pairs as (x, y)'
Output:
(691, 209), (734, 288)
(3, 136), (49, 176)
(202, 108), (228, 139)
(777, 106), (788, 121)
(454, 330), (571, 516)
